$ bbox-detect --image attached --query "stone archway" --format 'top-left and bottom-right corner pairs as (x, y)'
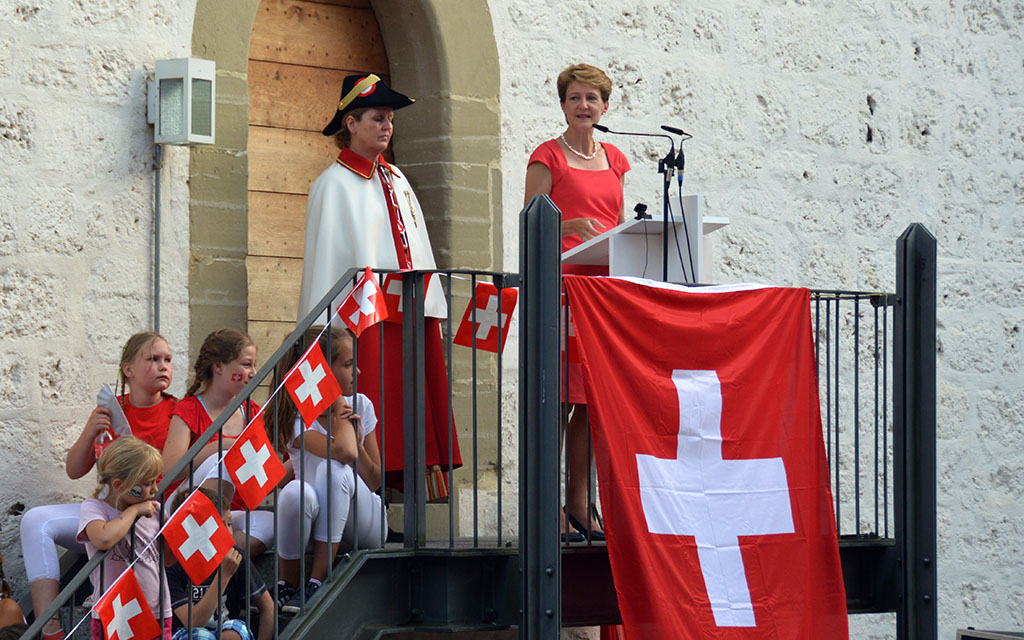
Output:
(186, 0), (502, 360)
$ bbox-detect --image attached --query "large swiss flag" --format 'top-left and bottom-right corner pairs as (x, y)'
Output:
(563, 276), (848, 639)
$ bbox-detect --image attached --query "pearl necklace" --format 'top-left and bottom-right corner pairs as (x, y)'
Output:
(560, 133), (599, 161)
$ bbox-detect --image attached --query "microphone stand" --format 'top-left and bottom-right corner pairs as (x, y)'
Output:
(593, 124), (676, 282)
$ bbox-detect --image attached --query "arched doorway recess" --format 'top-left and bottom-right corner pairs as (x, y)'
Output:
(187, 0), (502, 364)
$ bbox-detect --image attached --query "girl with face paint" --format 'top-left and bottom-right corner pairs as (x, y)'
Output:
(161, 329), (275, 557)
(78, 436), (170, 639)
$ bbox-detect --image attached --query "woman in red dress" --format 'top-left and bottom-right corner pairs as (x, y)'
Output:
(524, 63), (631, 541)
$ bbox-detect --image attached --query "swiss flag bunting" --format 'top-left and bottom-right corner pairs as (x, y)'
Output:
(94, 568), (161, 640)
(453, 282), (517, 353)
(225, 423), (287, 510)
(163, 490), (236, 585)
(381, 272), (434, 323)
(284, 339), (343, 428)
(563, 276), (848, 639)
(337, 267), (389, 337)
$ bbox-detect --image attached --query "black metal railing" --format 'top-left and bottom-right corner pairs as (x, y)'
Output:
(519, 195), (936, 639)
(812, 290), (896, 540)
(20, 201), (934, 640)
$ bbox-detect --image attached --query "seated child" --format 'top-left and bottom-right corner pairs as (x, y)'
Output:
(166, 488), (273, 640)
(77, 436), (170, 640)
(0, 554), (28, 640)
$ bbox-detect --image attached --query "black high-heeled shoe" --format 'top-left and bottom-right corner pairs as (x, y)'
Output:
(565, 506), (605, 542)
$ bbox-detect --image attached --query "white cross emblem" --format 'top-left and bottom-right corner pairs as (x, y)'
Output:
(178, 514), (220, 562)
(234, 440), (272, 487)
(106, 594), (143, 640)
(386, 277), (404, 313)
(294, 359), (327, 406)
(474, 294), (507, 340)
(348, 280), (380, 325)
(636, 370), (794, 627)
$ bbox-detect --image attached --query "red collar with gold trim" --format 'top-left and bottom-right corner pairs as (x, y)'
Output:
(336, 148), (398, 180)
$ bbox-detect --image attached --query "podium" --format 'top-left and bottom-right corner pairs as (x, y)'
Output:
(561, 195), (727, 282)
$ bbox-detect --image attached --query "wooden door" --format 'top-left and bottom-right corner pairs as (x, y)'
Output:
(246, 0), (388, 369)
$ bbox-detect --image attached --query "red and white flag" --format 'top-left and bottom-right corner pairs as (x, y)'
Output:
(225, 423), (287, 510)
(338, 267), (389, 337)
(284, 340), (342, 428)
(94, 568), (161, 640)
(563, 276), (848, 639)
(453, 282), (517, 353)
(163, 490), (236, 585)
(381, 272), (434, 323)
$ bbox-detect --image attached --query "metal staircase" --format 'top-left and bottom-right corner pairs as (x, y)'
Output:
(20, 199), (936, 639)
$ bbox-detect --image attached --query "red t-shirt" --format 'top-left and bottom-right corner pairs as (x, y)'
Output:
(121, 394), (177, 451)
(96, 394), (177, 460)
(169, 396), (264, 511)
(527, 139), (631, 254)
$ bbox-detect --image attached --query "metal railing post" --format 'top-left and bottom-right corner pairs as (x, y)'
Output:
(403, 271), (427, 548)
(519, 195), (562, 640)
(893, 223), (937, 640)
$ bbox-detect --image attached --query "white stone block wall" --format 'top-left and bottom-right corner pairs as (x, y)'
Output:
(0, 0), (195, 591)
(0, 1), (1020, 637)
(492, 0), (1024, 638)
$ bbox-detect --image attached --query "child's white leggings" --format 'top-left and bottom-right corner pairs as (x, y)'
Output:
(276, 459), (385, 558)
(20, 503), (84, 582)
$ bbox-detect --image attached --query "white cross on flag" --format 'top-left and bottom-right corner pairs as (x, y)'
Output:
(337, 267), (389, 337)
(94, 568), (161, 640)
(163, 489), (236, 585)
(563, 276), (849, 638)
(225, 421), (287, 510)
(284, 338), (343, 428)
(453, 282), (518, 353)
(381, 272), (435, 323)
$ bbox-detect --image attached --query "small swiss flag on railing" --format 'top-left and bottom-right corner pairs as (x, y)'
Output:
(453, 282), (517, 353)
(163, 490), (235, 585)
(337, 267), (389, 337)
(284, 340), (342, 428)
(94, 568), (161, 640)
(225, 423), (287, 510)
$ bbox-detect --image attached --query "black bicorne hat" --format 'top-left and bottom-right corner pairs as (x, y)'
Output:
(321, 74), (415, 136)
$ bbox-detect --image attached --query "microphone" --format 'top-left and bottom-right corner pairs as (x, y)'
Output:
(659, 125), (690, 173)
(660, 125), (692, 140)
(593, 123), (675, 165)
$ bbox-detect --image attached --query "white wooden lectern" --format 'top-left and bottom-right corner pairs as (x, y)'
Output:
(561, 195), (727, 283)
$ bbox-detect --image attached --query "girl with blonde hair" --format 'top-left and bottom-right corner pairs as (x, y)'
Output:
(77, 436), (170, 639)
(20, 331), (176, 639)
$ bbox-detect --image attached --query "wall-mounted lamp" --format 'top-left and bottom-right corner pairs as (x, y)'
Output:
(147, 58), (215, 146)
(145, 57), (216, 333)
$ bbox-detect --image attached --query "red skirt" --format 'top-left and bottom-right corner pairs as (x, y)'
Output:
(356, 319), (462, 489)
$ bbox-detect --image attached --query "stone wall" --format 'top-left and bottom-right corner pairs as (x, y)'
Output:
(0, 0), (195, 583)
(1, 0), (1021, 637)
(491, 0), (1023, 637)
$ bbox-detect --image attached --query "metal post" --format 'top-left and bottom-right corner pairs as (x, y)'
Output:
(403, 271), (427, 548)
(519, 195), (563, 640)
(893, 223), (937, 640)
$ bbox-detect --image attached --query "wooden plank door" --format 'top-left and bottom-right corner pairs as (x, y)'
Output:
(247, 0), (389, 373)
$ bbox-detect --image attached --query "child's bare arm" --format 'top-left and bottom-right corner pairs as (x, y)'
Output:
(66, 407), (111, 479)
(254, 590), (274, 640)
(172, 548), (242, 627)
(83, 501), (159, 550)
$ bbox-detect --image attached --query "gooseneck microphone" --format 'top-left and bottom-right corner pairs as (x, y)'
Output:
(593, 123), (676, 165)
(593, 123), (683, 281)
